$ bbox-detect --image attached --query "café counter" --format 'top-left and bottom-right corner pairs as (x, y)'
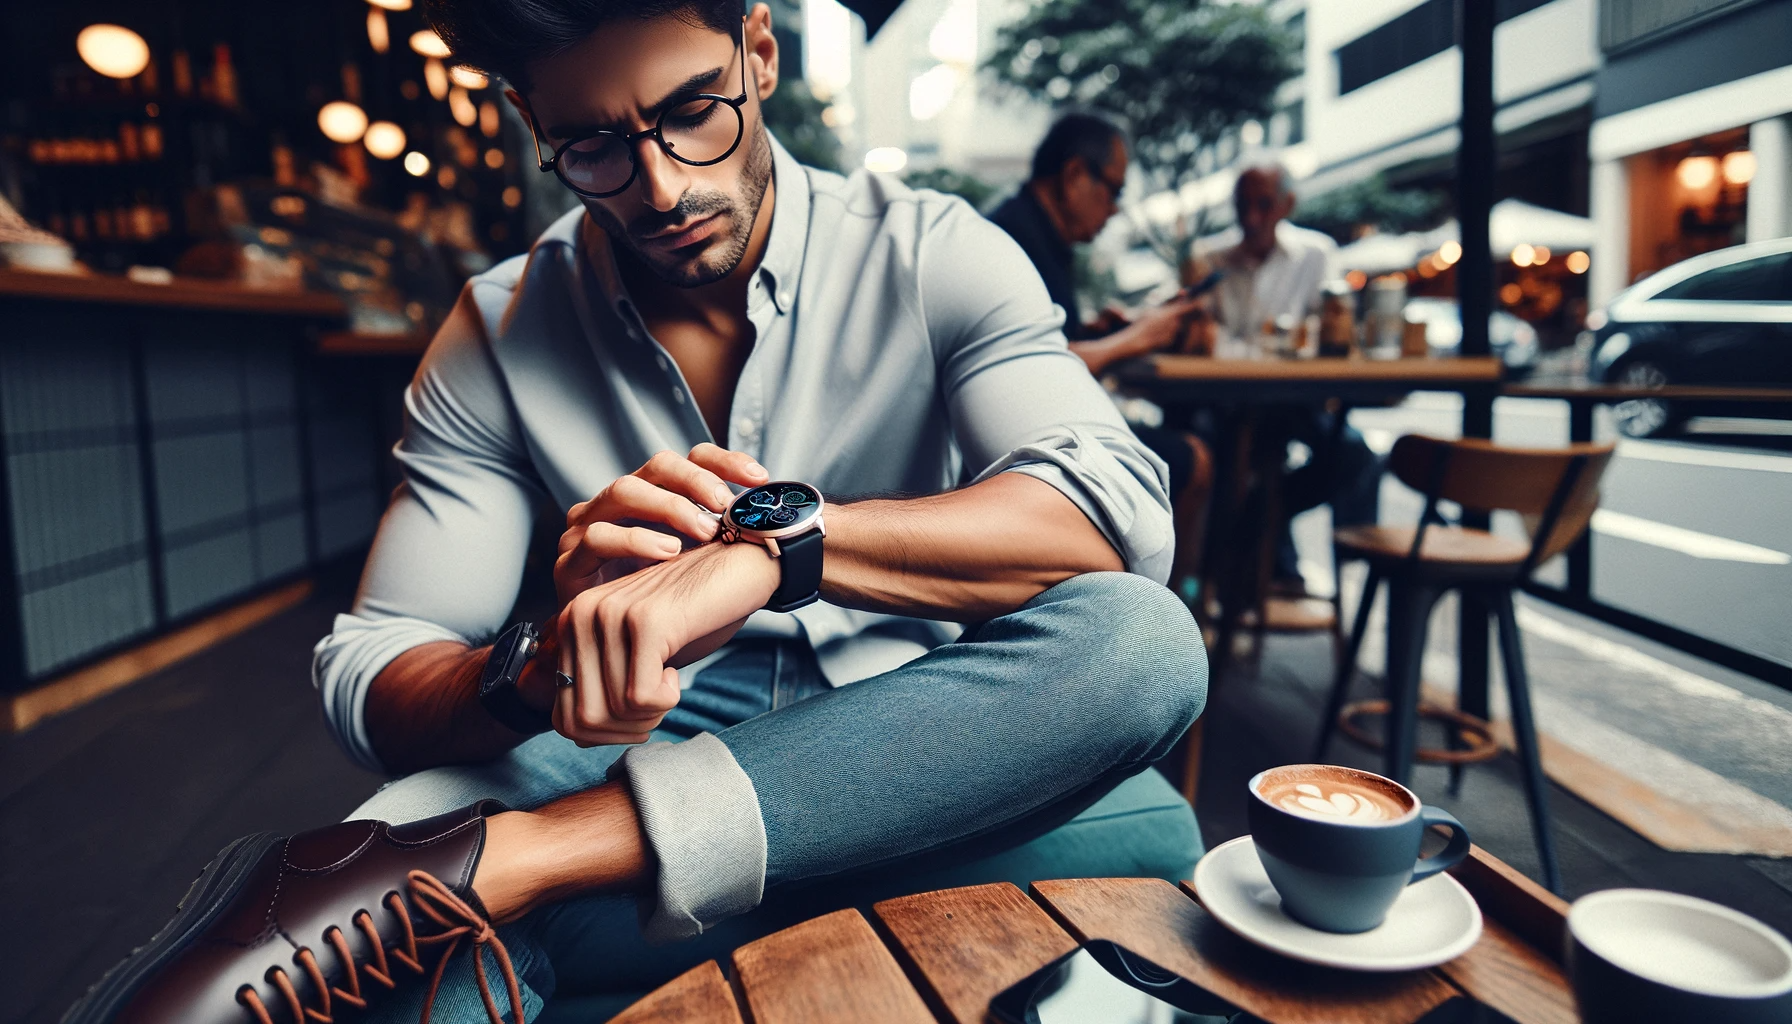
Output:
(0, 269), (405, 707)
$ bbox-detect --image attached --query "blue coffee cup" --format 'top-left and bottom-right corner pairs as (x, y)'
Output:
(1568, 889), (1792, 1023)
(1247, 764), (1472, 934)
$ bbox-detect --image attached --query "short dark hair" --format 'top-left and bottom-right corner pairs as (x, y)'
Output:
(1030, 113), (1126, 183)
(423, 0), (742, 89)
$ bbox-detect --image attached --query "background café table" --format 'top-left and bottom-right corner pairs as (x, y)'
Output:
(1105, 355), (1506, 789)
(605, 844), (1575, 1024)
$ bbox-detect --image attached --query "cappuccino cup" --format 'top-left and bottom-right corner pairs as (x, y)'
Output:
(1568, 888), (1792, 1023)
(1246, 764), (1471, 934)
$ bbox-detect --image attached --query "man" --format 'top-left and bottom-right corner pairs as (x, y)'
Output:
(989, 113), (1213, 592)
(1206, 162), (1381, 593)
(67, 3), (1205, 1022)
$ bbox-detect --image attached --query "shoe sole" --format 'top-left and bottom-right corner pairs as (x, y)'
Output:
(61, 832), (286, 1023)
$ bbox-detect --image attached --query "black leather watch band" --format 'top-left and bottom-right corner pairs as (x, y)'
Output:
(478, 622), (551, 735)
(766, 528), (823, 613)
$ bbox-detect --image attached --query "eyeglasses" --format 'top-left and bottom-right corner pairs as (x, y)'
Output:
(532, 36), (749, 199)
(1092, 169), (1126, 204)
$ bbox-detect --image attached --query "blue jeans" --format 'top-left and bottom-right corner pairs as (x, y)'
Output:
(352, 571), (1207, 1021)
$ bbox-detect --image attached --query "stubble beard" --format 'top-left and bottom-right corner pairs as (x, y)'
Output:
(588, 121), (774, 289)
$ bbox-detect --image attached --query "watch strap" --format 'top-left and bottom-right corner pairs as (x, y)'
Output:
(766, 527), (823, 613)
(479, 623), (551, 735)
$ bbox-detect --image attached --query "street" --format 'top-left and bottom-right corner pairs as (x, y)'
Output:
(1344, 393), (1792, 669)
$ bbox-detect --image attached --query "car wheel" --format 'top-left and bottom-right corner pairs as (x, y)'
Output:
(1612, 361), (1675, 438)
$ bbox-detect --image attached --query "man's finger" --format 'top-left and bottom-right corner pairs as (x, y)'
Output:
(556, 523), (682, 589)
(604, 474), (719, 541)
(636, 449), (737, 513)
(688, 443), (769, 490)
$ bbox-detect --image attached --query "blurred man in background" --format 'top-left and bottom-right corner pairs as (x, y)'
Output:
(1206, 162), (1380, 596)
(989, 113), (1213, 592)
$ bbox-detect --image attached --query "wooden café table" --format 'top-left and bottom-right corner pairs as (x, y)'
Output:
(606, 844), (1576, 1024)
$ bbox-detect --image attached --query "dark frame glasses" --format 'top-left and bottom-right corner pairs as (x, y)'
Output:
(531, 33), (750, 199)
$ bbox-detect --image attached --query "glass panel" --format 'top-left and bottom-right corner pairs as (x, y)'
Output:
(1655, 253), (1792, 301)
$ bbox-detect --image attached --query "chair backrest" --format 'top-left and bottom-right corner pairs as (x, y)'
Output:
(1388, 434), (1616, 566)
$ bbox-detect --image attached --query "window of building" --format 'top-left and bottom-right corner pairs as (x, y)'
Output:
(1655, 253), (1792, 302)
(1335, 0), (1560, 96)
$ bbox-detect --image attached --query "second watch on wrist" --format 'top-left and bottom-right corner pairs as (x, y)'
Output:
(719, 480), (825, 613)
(477, 621), (551, 735)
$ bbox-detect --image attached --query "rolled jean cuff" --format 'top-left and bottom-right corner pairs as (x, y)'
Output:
(610, 732), (768, 943)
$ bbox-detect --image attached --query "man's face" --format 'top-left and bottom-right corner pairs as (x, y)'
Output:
(1057, 136), (1129, 244)
(521, 13), (777, 288)
(1233, 167), (1292, 257)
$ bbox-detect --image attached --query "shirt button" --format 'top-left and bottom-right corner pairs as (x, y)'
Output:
(672, 389), (687, 405)
(778, 292), (793, 307)
(656, 354), (669, 371)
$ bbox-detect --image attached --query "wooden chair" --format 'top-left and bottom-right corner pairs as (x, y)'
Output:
(1313, 434), (1615, 893)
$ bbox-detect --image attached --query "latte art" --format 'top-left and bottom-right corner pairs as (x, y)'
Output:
(1276, 783), (1394, 821)
(1253, 766), (1413, 824)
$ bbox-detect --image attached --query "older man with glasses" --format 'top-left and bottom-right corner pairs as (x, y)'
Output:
(66, 3), (1207, 1023)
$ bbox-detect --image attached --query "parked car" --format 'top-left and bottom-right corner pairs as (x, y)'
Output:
(1402, 297), (1540, 376)
(1587, 239), (1792, 437)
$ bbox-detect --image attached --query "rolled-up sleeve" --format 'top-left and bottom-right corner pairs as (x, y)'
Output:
(916, 200), (1175, 583)
(313, 284), (543, 772)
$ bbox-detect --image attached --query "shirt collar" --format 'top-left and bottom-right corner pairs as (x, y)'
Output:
(569, 133), (809, 321)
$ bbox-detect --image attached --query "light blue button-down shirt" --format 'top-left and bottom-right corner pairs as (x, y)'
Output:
(313, 139), (1173, 772)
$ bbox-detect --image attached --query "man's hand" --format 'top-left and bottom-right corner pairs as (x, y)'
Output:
(554, 540), (779, 746)
(1069, 292), (1207, 376)
(555, 444), (769, 605)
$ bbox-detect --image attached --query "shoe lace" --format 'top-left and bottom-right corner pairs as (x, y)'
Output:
(236, 869), (524, 1024)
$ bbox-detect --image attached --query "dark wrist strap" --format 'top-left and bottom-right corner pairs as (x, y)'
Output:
(766, 528), (823, 613)
(481, 673), (551, 735)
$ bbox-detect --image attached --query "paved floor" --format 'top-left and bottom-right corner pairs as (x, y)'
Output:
(4, 564), (1790, 1024)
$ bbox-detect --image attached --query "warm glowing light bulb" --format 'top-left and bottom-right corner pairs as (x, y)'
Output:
(449, 65), (488, 89)
(1437, 240), (1463, 266)
(1500, 282), (1523, 305)
(366, 8), (389, 53)
(864, 147), (908, 173)
(364, 121), (406, 159)
(404, 151), (431, 176)
(1532, 245), (1551, 265)
(410, 29), (452, 58)
(1565, 250), (1590, 275)
(1677, 155), (1718, 190)
(1722, 150), (1757, 186)
(449, 87), (478, 127)
(424, 58), (449, 100)
(77, 24), (151, 79)
(366, 0), (412, 9)
(479, 101), (501, 138)
(317, 101), (370, 144)
(1511, 243), (1535, 268)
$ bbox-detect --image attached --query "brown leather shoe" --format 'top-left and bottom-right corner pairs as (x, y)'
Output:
(64, 800), (524, 1024)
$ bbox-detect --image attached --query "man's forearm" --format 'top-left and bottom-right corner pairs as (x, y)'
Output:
(364, 634), (559, 774)
(821, 472), (1124, 621)
(1068, 321), (1158, 377)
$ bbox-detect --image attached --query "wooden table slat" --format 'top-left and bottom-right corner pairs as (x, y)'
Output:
(1448, 844), (1571, 962)
(874, 882), (1079, 1024)
(730, 907), (937, 1024)
(1036, 877), (1458, 1024)
(1434, 916), (1578, 1024)
(605, 960), (743, 1024)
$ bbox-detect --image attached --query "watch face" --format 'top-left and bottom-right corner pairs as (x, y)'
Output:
(727, 481), (822, 535)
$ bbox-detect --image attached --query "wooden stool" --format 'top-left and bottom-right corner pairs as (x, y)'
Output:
(1314, 434), (1615, 893)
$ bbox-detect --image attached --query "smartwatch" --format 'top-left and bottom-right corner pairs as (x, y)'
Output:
(720, 480), (825, 613)
(477, 621), (551, 735)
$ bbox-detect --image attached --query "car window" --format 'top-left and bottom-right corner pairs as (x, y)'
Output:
(1654, 253), (1792, 302)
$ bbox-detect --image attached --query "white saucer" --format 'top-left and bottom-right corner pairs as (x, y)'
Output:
(1191, 835), (1483, 972)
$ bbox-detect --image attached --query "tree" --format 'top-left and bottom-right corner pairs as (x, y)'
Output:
(986, 0), (1300, 195)
(1293, 175), (1446, 243)
(763, 78), (843, 173)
